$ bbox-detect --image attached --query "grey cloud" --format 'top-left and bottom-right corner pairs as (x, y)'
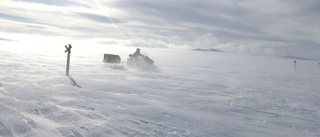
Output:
(13, 0), (84, 6)
(78, 13), (124, 24)
(0, 12), (67, 35)
(109, 1), (282, 47)
(115, 1), (319, 52)
(0, 12), (44, 25)
(2, 26), (58, 36)
(0, 11), (107, 37)
(112, 1), (260, 34)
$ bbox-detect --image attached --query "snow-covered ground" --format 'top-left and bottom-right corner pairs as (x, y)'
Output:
(0, 42), (319, 137)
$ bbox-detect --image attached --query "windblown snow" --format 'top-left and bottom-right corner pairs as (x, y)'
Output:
(0, 42), (319, 137)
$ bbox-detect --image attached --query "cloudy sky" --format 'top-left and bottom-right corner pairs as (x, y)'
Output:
(0, 0), (319, 59)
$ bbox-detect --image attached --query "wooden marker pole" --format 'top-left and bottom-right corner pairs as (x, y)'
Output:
(65, 44), (72, 76)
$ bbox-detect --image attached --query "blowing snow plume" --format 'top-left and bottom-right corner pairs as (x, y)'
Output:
(193, 33), (276, 56)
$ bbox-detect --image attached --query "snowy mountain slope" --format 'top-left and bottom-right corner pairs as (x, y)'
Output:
(0, 43), (319, 137)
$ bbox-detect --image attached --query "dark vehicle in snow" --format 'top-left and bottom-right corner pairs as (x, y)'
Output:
(126, 54), (154, 67)
(103, 54), (121, 63)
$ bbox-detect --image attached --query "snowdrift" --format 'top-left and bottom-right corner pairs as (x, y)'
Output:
(0, 45), (319, 137)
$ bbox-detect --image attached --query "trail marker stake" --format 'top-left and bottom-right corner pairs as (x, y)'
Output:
(65, 44), (72, 76)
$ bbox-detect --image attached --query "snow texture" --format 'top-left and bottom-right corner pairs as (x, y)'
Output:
(0, 43), (319, 137)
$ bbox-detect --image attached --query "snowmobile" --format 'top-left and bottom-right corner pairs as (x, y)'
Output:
(126, 54), (154, 68)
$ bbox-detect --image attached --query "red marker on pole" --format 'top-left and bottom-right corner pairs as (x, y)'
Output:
(65, 44), (72, 76)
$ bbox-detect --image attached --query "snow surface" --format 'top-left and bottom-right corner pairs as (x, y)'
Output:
(0, 42), (319, 137)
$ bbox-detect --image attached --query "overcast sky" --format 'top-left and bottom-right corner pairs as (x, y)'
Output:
(0, 0), (319, 59)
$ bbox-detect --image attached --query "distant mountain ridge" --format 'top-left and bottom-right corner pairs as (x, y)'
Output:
(282, 56), (317, 61)
(193, 48), (222, 52)
(0, 38), (14, 41)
